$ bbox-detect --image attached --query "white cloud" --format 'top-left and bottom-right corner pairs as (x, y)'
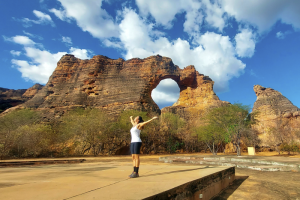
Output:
(119, 9), (245, 92)
(12, 48), (66, 84)
(136, 0), (190, 28)
(10, 50), (21, 56)
(62, 36), (72, 46)
(135, 0), (227, 33)
(50, 0), (119, 38)
(221, 0), (300, 33)
(19, 10), (55, 27)
(235, 29), (256, 58)
(183, 1), (203, 37)
(69, 47), (92, 60)
(49, 8), (71, 22)
(151, 79), (180, 105)
(103, 39), (123, 49)
(8, 35), (92, 84)
(4, 35), (36, 46)
(202, 0), (226, 31)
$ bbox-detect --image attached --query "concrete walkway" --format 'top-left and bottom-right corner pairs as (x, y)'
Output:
(0, 161), (234, 200)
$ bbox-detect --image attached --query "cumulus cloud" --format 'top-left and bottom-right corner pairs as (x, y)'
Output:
(10, 50), (21, 56)
(7, 35), (92, 84)
(18, 10), (55, 27)
(50, 0), (119, 38)
(119, 9), (245, 92)
(235, 29), (256, 58)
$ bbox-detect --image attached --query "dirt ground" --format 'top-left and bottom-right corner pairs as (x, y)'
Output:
(212, 168), (300, 200)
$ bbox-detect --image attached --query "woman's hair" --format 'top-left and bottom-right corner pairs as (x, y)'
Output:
(137, 116), (144, 123)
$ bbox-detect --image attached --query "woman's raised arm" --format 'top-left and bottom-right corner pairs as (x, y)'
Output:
(130, 116), (135, 125)
(139, 116), (158, 128)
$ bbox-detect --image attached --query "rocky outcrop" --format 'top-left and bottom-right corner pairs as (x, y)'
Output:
(22, 83), (43, 99)
(24, 54), (226, 120)
(252, 85), (300, 145)
(0, 84), (43, 113)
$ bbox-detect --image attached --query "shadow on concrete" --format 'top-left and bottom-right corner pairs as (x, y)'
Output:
(141, 166), (215, 177)
(212, 176), (249, 200)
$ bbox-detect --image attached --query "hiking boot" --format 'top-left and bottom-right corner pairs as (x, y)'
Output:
(128, 172), (134, 178)
(129, 172), (139, 178)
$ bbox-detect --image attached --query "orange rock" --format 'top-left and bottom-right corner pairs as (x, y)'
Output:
(23, 54), (226, 120)
(252, 85), (300, 145)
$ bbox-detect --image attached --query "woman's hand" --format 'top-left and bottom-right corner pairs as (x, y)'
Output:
(130, 116), (133, 119)
(152, 116), (158, 120)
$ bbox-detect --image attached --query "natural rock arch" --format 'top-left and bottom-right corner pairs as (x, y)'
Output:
(24, 54), (227, 120)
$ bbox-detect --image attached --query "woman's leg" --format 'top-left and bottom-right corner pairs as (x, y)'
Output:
(132, 154), (136, 167)
(135, 154), (140, 167)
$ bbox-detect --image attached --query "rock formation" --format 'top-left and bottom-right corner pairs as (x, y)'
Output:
(252, 85), (300, 146)
(22, 83), (44, 99)
(0, 84), (43, 113)
(24, 54), (226, 120)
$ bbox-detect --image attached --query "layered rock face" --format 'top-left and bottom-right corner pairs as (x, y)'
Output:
(252, 85), (300, 145)
(24, 54), (226, 120)
(0, 84), (43, 113)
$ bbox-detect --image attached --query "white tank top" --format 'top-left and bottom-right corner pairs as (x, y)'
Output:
(130, 125), (142, 143)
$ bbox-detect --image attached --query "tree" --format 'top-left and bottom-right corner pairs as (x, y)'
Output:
(160, 113), (185, 153)
(59, 108), (112, 156)
(11, 124), (53, 158)
(0, 109), (40, 159)
(201, 104), (253, 156)
(194, 123), (225, 155)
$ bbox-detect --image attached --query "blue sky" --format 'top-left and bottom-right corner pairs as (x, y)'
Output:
(1, 0), (300, 110)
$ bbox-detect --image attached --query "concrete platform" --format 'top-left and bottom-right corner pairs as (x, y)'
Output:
(0, 161), (234, 200)
(159, 155), (300, 172)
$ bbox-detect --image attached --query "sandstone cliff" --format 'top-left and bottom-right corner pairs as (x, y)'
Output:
(24, 54), (226, 120)
(252, 85), (300, 146)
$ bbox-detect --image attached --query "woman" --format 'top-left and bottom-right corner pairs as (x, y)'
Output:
(129, 115), (158, 178)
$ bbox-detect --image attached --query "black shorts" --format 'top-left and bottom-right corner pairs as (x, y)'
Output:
(130, 142), (142, 154)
